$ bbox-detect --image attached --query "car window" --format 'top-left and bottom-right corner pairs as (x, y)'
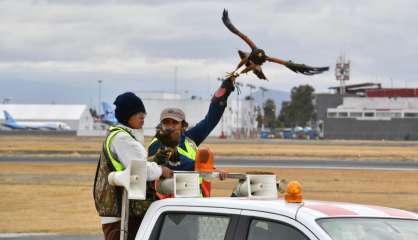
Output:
(157, 213), (231, 240)
(318, 218), (418, 240)
(247, 219), (309, 240)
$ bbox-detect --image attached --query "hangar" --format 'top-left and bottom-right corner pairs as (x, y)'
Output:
(0, 104), (94, 134)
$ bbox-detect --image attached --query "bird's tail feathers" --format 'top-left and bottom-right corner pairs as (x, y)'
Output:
(285, 62), (329, 75)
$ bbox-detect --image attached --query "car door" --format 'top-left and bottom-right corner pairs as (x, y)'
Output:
(235, 210), (320, 240)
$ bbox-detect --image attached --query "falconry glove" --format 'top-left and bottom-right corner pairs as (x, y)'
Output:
(153, 147), (179, 166)
(212, 75), (236, 106)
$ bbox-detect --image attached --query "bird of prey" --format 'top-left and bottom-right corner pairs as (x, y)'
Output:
(222, 9), (329, 80)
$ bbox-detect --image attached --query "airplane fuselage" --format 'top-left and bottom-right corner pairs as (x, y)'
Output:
(3, 120), (71, 130)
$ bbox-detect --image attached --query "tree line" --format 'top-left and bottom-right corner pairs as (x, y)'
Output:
(257, 84), (315, 129)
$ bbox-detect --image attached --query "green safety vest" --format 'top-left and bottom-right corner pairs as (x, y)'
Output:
(150, 136), (210, 196)
(150, 137), (198, 161)
(150, 136), (201, 184)
(105, 126), (136, 171)
(94, 125), (152, 217)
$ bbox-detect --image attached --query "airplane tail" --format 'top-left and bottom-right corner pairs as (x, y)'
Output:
(101, 102), (113, 115)
(3, 111), (17, 124)
(101, 102), (117, 125)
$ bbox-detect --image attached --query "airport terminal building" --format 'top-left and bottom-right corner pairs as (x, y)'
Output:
(315, 86), (418, 140)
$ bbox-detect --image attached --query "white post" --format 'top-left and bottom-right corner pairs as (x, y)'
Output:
(120, 190), (129, 240)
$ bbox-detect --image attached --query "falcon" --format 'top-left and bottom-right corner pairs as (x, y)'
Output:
(222, 9), (329, 80)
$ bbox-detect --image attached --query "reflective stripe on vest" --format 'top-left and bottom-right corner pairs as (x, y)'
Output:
(105, 126), (135, 172)
(151, 137), (212, 196)
(177, 138), (197, 160)
(150, 137), (197, 161)
(150, 137), (201, 182)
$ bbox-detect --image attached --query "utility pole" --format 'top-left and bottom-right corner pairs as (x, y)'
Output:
(235, 81), (243, 138)
(98, 80), (103, 116)
(259, 87), (268, 131)
(246, 84), (256, 138)
(174, 66), (178, 95)
(246, 84), (256, 98)
(335, 55), (350, 96)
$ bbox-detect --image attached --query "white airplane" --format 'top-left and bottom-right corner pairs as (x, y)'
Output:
(2, 110), (72, 131)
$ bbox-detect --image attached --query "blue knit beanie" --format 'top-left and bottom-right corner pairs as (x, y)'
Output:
(113, 92), (146, 126)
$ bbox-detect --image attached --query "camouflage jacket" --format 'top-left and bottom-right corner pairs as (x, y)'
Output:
(93, 128), (156, 217)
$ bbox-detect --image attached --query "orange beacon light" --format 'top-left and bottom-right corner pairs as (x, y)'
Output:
(284, 181), (303, 203)
(195, 146), (215, 173)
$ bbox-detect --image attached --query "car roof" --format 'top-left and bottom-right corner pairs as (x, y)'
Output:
(298, 200), (418, 220)
(152, 197), (418, 221)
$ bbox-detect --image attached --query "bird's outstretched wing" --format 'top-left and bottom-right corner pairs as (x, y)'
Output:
(266, 56), (329, 75)
(253, 65), (267, 80)
(222, 9), (257, 50)
(237, 50), (250, 60)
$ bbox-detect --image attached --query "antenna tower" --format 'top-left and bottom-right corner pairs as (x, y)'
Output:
(335, 55), (350, 95)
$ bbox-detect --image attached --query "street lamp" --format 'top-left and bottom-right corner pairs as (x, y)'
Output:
(246, 84), (256, 138)
(174, 66), (178, 95)
(98, 80), (103, 116)
(235, 81), (244, 138)
(259, 86), (268, 131)
(246, 84), (256, 99)
(259, 86), (268, 98)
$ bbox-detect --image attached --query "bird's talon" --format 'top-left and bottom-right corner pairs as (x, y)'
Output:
(225, 72), (239, 78)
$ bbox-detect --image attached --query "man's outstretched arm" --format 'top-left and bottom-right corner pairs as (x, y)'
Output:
(186, 76), (236, 145)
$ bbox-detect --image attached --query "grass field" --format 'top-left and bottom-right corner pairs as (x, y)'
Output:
(2, 135), (418, 160)
(1, 162), (417, 234)
(1, 135), (418, 233)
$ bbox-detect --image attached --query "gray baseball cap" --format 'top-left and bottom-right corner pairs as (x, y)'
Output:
(160, 108), (186, 122)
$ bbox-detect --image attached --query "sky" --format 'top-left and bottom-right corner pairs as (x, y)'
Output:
(1, 0), (418, 108)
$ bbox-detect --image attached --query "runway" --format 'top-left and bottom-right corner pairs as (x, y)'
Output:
(1, 155), (418, 171)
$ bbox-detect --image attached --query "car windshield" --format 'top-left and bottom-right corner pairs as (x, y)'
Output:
(317, 218), (418, 240)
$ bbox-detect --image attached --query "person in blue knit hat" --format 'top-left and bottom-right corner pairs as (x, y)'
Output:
(93, 92), (172, 240)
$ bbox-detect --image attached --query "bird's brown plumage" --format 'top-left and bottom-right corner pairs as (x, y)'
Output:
(222, 9), (329, 80)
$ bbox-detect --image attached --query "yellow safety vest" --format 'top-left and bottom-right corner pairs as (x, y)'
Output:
(150, 137), (197, 161)
(150, 137), (201, 182)
(104, 126), (136, 171)
(151, 136), (209, 195)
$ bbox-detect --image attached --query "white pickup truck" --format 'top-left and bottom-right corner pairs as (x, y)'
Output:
(135, 197), (418, 240)
(108, 159), (418, 240)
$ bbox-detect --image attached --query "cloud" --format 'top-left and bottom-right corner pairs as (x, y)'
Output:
(1, 0), (418, 104)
